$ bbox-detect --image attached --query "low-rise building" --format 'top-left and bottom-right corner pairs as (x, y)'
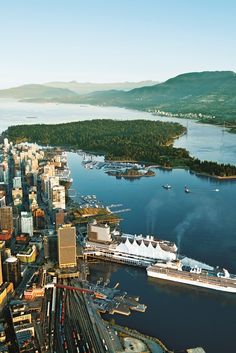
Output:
(87, 220), (112, 243)
(0, 230), (11, 242)
(24, 286), (45, 300)
(17, 245), (37, 264)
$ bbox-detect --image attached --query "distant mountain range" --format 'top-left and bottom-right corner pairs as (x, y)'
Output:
(0, 81), (158, 99)
(0, 72), (235, 123)
(0, 84), (77, 99)
(44, 80), (158, 94)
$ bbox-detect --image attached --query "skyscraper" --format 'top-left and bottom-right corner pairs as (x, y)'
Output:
(0, 207), (13, 232)
(58, 224), (76, 268)
(44, 233), (58, 261)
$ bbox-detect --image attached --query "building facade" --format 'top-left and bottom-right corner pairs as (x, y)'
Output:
(21, 212), (34, 237)
(58, 224), (76, 268)
(0, 207), (13, 232)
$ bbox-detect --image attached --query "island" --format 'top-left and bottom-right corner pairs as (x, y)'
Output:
(3, 119), (236, 178)
(106, 168), (155, 179)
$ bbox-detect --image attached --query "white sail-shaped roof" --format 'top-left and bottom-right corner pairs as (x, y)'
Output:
(147, 241), (155, 258)
(115, 236), (176, 261)
(115, 240), (128, 253)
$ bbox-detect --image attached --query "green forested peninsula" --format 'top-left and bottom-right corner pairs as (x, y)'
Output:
(4, 119), (236, 177)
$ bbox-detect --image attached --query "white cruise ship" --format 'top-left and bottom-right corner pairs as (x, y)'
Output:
(147, 260), (236, 293)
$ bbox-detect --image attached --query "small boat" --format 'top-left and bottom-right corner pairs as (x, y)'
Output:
(184, 185), (190, 193)
(162, 184), (172, 189)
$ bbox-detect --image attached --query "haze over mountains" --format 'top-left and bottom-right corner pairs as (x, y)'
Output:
(0, 71), (235, 123)
(0, 84), (77, 99)
(0, 81), (158, 99)
(44, 80), (158, 94)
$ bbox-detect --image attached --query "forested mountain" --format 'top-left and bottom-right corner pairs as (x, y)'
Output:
(46, 71), (236, 123)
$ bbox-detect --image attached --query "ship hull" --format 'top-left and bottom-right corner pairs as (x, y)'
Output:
(147, 270), (236, 293)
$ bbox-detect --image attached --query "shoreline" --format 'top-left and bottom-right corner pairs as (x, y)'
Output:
(150, 109), (236, 134)
(193, 171), (236, 180)
(2, 97), (236, 134)
(106, 173), (156, 179)
(106, 158), (236, 181)
(2, 117), (236, 181)
(107, 160), (236, 181)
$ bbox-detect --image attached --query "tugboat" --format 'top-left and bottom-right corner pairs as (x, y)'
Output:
(184, 185), (190, 193)
(162, 184), (172, 190)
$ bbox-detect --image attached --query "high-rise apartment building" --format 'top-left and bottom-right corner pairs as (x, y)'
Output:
(21, 212), (33, 237)
(51, 185), (65, 210)
(13, 176), (22, 189)
(3, 256), (21, 287)
(12, 188), (23, 207)
(33, 208), (45, 229)
(58, 224), (76, 268)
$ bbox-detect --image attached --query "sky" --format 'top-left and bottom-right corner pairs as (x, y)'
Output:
(0, 0), (235, 88)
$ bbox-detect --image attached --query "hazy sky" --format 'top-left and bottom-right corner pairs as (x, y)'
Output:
(0, 0), (235, 87)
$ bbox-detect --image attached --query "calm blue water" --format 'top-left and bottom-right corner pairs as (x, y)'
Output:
(1, 100), (236, 352)
(68, 152), (236, 353)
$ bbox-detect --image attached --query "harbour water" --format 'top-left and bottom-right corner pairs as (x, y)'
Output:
(1, 99), (236, 165)
(1, 100), (236, 352)
(70, 153), (236, 353)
